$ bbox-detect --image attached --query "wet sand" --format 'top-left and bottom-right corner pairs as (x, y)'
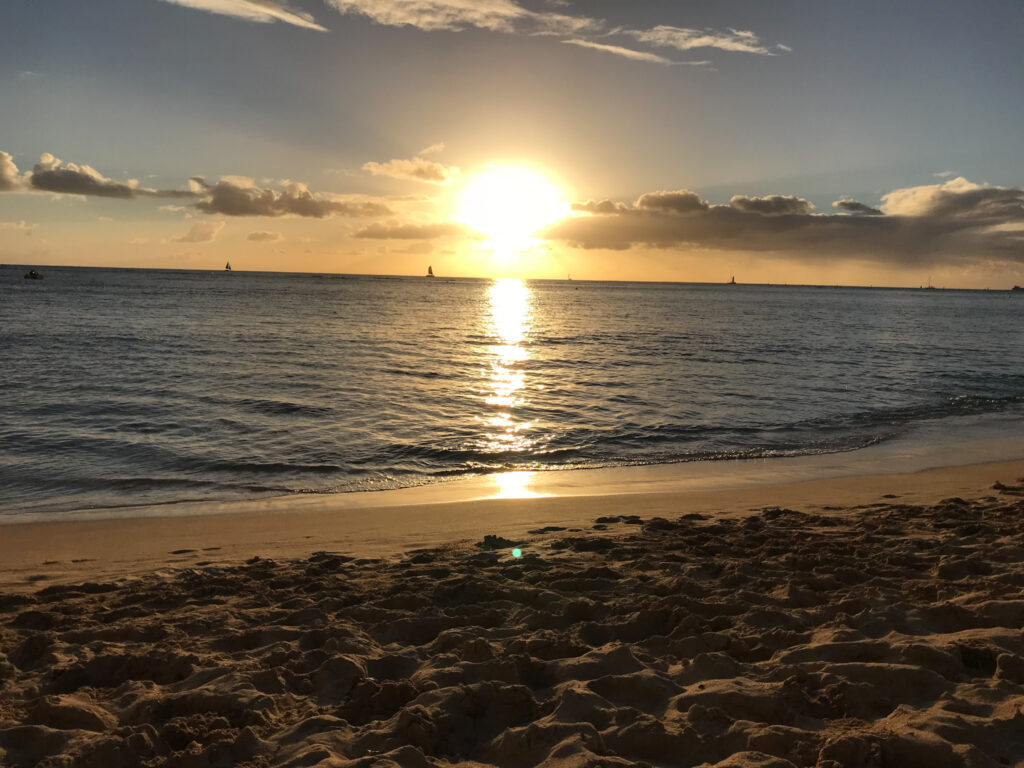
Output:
(2, 460), (1024, 766)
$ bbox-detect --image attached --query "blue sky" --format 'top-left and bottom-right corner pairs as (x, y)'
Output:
(2, 0), (1023, 286)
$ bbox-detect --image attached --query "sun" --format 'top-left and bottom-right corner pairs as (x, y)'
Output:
(454, 164), (569, 251)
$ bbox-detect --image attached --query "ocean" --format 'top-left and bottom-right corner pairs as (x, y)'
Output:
(2, 266), (1023, 517)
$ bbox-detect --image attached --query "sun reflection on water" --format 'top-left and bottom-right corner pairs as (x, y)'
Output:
(482, 277), (534, 455)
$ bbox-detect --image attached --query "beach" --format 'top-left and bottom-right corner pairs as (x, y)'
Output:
(3, 458), (1024, 767)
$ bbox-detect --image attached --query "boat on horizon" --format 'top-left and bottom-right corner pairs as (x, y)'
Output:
(426, 265), (435, 278)
(23, 269), (43, 280)
(225, 262), (232, 271)
(728, 275), (736, 285)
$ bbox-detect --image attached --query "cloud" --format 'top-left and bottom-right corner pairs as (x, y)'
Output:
(542, 179), (1024, 265)
(157, 0), (327, 30)
(833, 199), (883, 216)
(30, 153), (138, 198)
(193, 176), (391, 217)
(8, 152), (199, 199)
(730, 194), (814, 216)
(624, 26), (782, 55)
(172, 221), (225, 243)
(17, 71), (41, 81)
(247, 230), (282, 241)
(363, 156), (459, 185)
(0, 152), (26, 191)
(325, 0), (599, 35)
(636, 190), (708, 214)
(881, 177), (1024, 221)
(353, 221), (469, 239)
(1, 147), (393, 220)
(572, 199), (630, 215)
(562, 40), (680, 66)
(0, 220), (32, 233)
(419, 142), (445, 155)
(324, 1), (785, 70)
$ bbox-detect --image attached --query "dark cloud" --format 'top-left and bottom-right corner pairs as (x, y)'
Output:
(247, 231), (283, 241)
(9, 152), (199, 199)
(353, 221), (469, 239)
(730, 194), (814, 215)
(572, 199), (630, 215)
(635, 189), (708, 214)
(194, 177), (390, 218)
(2, 148), (394, 221)
(543, 180), (1024, 265)
(30, 153), (137, 198)
(833, 199), (883, 216)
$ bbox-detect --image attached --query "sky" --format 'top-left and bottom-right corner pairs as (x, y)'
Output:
(2, 0), (1023, 287)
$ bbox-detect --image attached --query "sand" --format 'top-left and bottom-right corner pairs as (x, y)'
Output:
(2, 461), (1024, 766)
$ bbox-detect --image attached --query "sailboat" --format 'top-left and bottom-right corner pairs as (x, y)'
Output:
(225, 262), (232, 272)
(728, 275), (736, 285)
(426, 265), (435, 278)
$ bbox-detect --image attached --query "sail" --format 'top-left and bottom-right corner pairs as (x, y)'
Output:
(427, 265), (434, 277)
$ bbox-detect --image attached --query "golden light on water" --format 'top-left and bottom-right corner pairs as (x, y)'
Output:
(482, 277), (534, 453)
(454, 165), (570, 253)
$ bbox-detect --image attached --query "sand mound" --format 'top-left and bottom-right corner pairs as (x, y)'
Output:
(3, 493), (1024, 766)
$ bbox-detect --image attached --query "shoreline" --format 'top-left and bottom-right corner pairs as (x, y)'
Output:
(2, 454), (1023, 594)
(5, 410), (1024, 527)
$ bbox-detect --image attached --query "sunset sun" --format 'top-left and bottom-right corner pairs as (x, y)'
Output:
(454, 165), (570, 250)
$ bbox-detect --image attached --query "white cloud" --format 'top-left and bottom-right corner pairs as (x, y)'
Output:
(419, 142), (445, 155)
(172, 220), (225, 243)
(325, 0), (598, 35)
(0, 220), (32, 233)
(881, 177), (984, 216)
(362, 156), (459, 184)
(624, 26), (782, 55)
(562, 40), (682, 66)
(0, 152), (27, 191)
(157, 0), (327, 30)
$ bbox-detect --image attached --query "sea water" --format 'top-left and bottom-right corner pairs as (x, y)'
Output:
(2, 266), (1022, 516)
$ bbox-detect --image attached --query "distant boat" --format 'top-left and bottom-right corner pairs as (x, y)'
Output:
(728, 276), (736, 285)
(23, 269), (43, 280)
(923, 276), (936, 290)
(225, 262), (232, 271)
(1012, 285), (1022, 292)
(426, 265), (435, 278)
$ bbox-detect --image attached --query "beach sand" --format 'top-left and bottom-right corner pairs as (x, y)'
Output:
(2, 460), (1024, 766)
